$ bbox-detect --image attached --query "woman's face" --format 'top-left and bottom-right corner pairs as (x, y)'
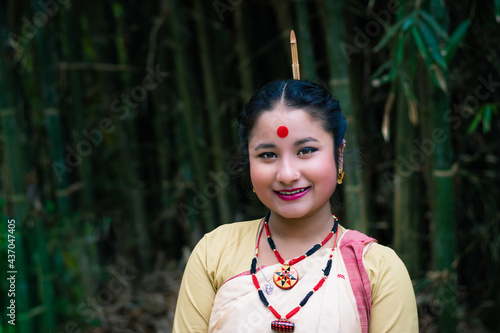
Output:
(248, 105), (338, 220)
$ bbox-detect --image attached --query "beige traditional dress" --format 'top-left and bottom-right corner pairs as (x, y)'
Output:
(173, 219), (418, 332)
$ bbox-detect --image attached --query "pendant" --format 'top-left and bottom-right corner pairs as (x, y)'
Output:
(273, 265), (299, 289)
(271, 319), (295, 332)
(264, 282), (274, 295)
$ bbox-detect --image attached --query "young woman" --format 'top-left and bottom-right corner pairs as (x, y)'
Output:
(173, 80), (418, 332)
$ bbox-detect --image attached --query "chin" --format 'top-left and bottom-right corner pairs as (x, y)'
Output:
(270, 206), (313, 220)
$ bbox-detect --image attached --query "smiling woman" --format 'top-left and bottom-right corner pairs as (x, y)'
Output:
(172, 78), (419, 332)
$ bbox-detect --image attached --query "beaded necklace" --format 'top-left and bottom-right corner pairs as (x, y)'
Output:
(251, 214), (340, 332)
(264, 213), (338, 289)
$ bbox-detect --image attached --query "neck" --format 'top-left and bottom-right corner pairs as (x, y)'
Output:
(267, 205), (335, 242)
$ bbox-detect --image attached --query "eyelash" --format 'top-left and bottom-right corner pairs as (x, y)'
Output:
(298, 147), (317, 155)
(258, 147), (317, 159)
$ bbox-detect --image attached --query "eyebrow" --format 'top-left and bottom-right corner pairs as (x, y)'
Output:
(254, 137), (319, 151)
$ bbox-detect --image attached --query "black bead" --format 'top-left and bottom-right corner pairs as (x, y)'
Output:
(306, 244), (321, 256)
(332, 219), (339, 233)
(300, 291), (314, 307)
(258, 290), (269, 306)
(268, 236), (277, 250)
(251, 257), (257, 274)
(323, 259), (332, 276)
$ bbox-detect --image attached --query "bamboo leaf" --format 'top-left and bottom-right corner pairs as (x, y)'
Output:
(372, 68), (397, 87)
(382, 89), (396, 142)
(431, 64), (448, 92)
(417, 20), (448, 70)
(483, 104), (492, 133)
(402, 16), (415, 31)
(370, 60), (394, 81)
(408, 98), (419, 125)
(466, 107), (484, 134)
(374, 14), (412, 52)
(395, 32), (406, 67)
(412, 26), (447, 91)
(398, 74), (419, 125)
(444, 20), (469, 62)
(420, 9), (448, 39)
(411, 26), (431, 65)
(465, 103), (497, 134)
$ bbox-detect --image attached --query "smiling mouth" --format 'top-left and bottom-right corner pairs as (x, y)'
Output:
(276, 187), (309, 195)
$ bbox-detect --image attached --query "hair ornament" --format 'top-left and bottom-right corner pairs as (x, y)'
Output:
(290, 30), (300, 80)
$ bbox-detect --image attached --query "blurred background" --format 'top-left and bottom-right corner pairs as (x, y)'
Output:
(1, 0), (499, 332)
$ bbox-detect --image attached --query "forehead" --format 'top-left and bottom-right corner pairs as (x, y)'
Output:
(249, 106), (330, 142)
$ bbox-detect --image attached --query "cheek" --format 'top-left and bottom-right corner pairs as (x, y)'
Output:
(249, 159), (270, 187)
(312, 154), (337, 182)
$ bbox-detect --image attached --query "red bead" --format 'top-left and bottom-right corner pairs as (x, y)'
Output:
(271, 319), (295, 332)
(288, 255), (306, 266)
(269, 306), (281, 320)
(252, 274), (260, 289)
(313, 278), (325, 291)
(285, 306), (300, 319)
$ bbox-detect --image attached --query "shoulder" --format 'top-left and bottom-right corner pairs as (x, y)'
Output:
(190, 218), (262, 289)
(364, 245), (418, 331)
(192, 218), (262, 260)
(204, 218), (262, 244)
(364, 243), (407, 277)
(363, 243), (414, 301)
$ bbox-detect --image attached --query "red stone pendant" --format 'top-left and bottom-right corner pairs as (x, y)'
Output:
(273, 265), (299, 289)
(271, 319), (295, 332)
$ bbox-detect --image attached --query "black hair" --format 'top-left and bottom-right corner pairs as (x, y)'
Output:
(238, 79), (347, 177)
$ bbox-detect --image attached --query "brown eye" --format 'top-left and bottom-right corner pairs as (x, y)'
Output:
(298, 147), (317, 155)
(259, 152), (277, 159)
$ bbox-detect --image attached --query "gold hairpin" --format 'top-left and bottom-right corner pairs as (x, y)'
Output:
(290, 30), (300, 80)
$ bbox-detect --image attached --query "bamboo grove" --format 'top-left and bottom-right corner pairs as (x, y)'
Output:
(1, 0), (499, 332)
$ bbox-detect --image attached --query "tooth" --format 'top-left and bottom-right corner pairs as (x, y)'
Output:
(279, 188), (306, 195)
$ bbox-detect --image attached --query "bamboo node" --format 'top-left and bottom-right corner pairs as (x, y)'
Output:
(44, 108), (59, 116)
(0, 108), (16, 117)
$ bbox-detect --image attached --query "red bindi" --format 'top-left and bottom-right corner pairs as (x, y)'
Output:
(277, 126), (289, 138)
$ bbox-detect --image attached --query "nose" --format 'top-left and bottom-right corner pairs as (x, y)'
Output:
(276, 155), (299, 184)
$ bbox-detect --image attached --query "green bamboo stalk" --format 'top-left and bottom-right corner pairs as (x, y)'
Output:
(393, 85), (421, 277)
(83, 0), (153, 268)
(295, 0), (317, 82)
(194, 0), (232, 225)
(169, 1), (216, 233)
(152, 1), (177, 252)
(320, 0), (370, 232)
(235, 6), (253, 101)
(31, 0), (72, 220)
(62, 1), (98, 297)
(112, 2), (153, 269)
(0, 113), (33, 333)
(29, 1), (62, 329)
(33, 215), (56, 331)
(63, 2), (94, 215)
(426, 3), (457, 330)
(389, 2), (422, 278)
(0, 47), (33, 332)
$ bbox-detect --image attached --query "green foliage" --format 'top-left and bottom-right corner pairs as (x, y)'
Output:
(372, 9), (469, 93)
(467, 103), (498, 134)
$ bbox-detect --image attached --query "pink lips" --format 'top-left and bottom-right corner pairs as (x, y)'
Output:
(274, 187), (310, 201)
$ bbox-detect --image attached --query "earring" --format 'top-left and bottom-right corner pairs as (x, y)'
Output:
(337, 171), (345, 184)
(253, 188), (256, 193)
